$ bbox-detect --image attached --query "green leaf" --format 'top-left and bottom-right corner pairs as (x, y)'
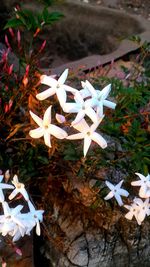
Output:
(4, 18), (24, 29)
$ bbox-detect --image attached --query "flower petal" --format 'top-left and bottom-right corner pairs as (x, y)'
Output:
(58, 69), (68, 85)
(83, 135), (91, 157)
(85, 107), (98, 124)
(67, 133), (85, 140)
(29, 111), (43, 127)
(103, 100), (116, 109)
(115, 193), (123, 206)
(36, 88), (55, 101)
(40, 75), (57, 87)
(91, 132), (107, 149)
(43, 106), (52, 125)
(44, 132), (51, 147)
(48, 124), (67, 139)
(71, 110), (85, 126)
(104, 191), (114, 200)
(29, 128), (44, 139)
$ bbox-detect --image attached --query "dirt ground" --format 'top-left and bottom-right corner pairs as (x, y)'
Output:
(82, 0), (150, 19)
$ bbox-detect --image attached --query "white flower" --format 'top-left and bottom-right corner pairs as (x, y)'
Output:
(8, 174), (29, 201)
(81, 81), (116, 117)
(27, 200), (44, 236)
(67, 118), (107, 157)
(131, 173), (150, 198)
(36, 69), (77, 107)
(0, 175), (14, 203)
(0, 202), (24, 236)
(63, 91), (98, 126)
(29, 106), (68, 147)
(104, 180), (129, 206)
(124, 197), (150, 225)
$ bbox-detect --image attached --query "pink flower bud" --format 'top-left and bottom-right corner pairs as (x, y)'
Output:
(5, 35), (11, 48)
(8, 64), (14, 75)
(39, 40), (46, 53)
(9, 28), (15, 37)
(56, 113), (66, 123)
(17, 30), (21, 49)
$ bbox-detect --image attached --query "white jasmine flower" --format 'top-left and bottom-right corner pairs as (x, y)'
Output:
(29, 106), (68, 147)
(0, 202), (24, 236)
(63, 91), (98, 125)
(82, 81), (116, 117)
(36, 69), (77, 107)
(8, 174), (29, 201)
(104, 180), (129, 206)
(0, 175), (14, 203)
(124, 197), (150, 225)
(67, 118), (107, 157)
(131, 173), (150, 198)
(28, 200), (44, 236)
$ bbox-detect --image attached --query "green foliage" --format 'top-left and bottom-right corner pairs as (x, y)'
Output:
(4, 8), (63, 32)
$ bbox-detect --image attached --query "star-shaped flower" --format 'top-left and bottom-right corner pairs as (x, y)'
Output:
(131, 173), (150, 198)
(81, 80), (116, 117)
(29, 105), (68, 147)
(0, 202), (24, 236)
(124, 197), (150, 225)
(67, 118), (107, 157)
(36, 69), (77, 107)
(27, 200), (44, 236)
(63, 91), (98, 125)
(0, 175), (14, 203)
(8, 174), (29, 201)
(104, 180), (129, 206)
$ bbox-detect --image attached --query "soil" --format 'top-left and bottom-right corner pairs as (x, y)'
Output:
(83, 0), (150, 19)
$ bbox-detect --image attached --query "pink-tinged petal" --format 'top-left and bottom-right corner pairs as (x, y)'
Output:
(71, 110), (85, 126)
(104, 191), (114, 200)
(56, 88), (67, 106)
(118, 188), (129, 197)
(125, 211), (133, 220)
(131, 181), (142, 186)
(36, 88), (56, 101)
(48, 124), (68, 139)
(29, 111), (43, 127)
(138, 210), (146, 222)
(101, 84), (111, 100)
(56, 114), (66, 123)
(44, 132), (51, 147)
(115, 193), (123, 206)
(105, 181), (115, 191)
(139, 185), (147, 198)
(58, 69), (68, 85)
(103, 100), (116, 109)
(40, 75), (57, 87)
(9, 189), (17, 200)
(91, 116), (104, 132)
(43, 106), (52, 125)
(83, 135), (91, 157)
(85, 80), (97, 97)
(29, 128), (44, 139)
(63, 103), (80, 113)
(67, 133), (85, 140)
(13, 175), (18, 183)
(91, 132), (107, 149)
(73, 119), (89, 132)
(36, 221), (41, 236)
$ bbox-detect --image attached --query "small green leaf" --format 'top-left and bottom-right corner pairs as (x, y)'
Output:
(4, 18), (24, 29)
